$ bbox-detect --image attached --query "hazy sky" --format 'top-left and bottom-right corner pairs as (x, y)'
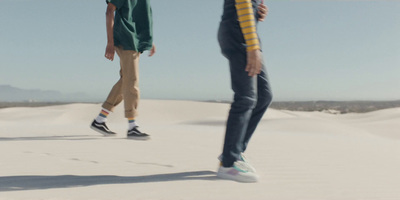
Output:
(1, 0), (399, 101)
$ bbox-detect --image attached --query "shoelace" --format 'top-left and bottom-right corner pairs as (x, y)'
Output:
(234, 161), (250, 173)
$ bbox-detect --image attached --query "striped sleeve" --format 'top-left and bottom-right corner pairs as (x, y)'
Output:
(235, 0), (260, 52)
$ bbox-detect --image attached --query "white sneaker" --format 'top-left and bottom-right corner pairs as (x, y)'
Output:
(217, 161), (259, 183)
(218, 153), (256, 173)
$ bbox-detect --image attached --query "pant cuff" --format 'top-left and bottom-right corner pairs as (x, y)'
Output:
(102, 102), (115, 112)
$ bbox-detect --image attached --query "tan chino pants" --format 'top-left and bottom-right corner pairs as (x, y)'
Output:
(102, 46), (140, 118)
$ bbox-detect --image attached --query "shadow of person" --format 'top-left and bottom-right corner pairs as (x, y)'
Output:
(0, 171), (217, 191)
(0, 135), (100, 141)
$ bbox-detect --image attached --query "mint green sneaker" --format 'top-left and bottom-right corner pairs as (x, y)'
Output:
(218, 153), (256, 173)
(217, 161), (259, 183)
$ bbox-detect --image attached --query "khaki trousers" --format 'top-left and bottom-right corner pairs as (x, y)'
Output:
(102, 46), (140, 118)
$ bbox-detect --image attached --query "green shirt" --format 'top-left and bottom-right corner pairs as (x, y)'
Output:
(106, 0), (153, 52)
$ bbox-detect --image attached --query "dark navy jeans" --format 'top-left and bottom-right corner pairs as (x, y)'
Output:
(218, 20), (273, 168)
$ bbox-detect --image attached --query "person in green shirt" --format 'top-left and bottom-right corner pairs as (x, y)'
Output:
(91, 0), (156, 140)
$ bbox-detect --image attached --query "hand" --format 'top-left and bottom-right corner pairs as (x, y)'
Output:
(245, 49), (262, 77)
(257, 2), (268, 22)
(105, 43), (115, 61)
(149, 44), (156, 57)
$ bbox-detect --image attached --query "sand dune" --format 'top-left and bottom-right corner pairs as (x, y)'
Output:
(0, 100), (399, 200)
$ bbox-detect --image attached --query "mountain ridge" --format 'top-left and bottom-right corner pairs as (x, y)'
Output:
(0, 85), (97, 102)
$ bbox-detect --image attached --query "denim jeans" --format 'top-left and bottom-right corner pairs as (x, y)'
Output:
(218, 20), (273, 167)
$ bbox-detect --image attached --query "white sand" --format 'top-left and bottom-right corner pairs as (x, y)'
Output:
(0, 100), (399, 200)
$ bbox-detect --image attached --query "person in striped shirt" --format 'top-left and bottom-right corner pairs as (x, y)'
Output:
(217, 0), (272, 182)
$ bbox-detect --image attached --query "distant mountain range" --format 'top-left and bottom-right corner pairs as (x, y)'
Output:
(0, 85), (99, 102)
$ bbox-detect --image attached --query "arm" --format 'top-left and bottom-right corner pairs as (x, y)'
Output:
(235, 0), (262, 76)
(105, 3), (117, 61)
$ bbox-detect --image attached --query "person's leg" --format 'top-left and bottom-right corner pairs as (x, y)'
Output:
(216, 22), (259, 182)
(115, 46), (140, 119)
(222, 51), (257, 168)
(92, 66), (123, 136)
(115, 47), (149, 139)
(242, 63), (272, 152)
(101, 78), (123, 112)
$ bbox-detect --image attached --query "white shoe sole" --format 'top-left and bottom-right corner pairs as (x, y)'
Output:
(217, 168), (259, 183)
(90, 126), (116, 136)
(127, 136), (151, 141)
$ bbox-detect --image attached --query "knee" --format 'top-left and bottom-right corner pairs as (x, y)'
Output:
(258, 90), (273, 108)
(233, 95), (257, 110)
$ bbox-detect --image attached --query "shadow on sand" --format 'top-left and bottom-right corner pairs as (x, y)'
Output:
(0, 135), (107, 141)
(180, 120), (226, 127)
(0, 171), (217, 191)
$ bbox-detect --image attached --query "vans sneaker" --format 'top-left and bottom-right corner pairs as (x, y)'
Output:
(127, 127), (150, 140)
(90, 120), (116, 136)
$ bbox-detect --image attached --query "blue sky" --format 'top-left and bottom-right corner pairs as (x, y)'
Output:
(0, 0), (399, 101)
